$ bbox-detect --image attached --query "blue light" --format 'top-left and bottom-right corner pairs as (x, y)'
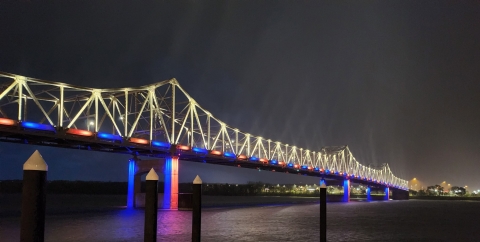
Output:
(249, 156), (259, 161)
(314, 167), (319, 171)
(288, 163), (294, 167)
(224, 152), (236, 158)
(21, 121), (56, 132)
(164, 157), (173, 209)
(270, 160), (278, 164)
(97, 132), (122, 141)
(326, 169), (330, 173)
(343, 179), (350, 202)
(127, 159), (135, 208)
(192, 147), (208, 154)
(366, 187), (371, 201)
(152, 140), (170, 148)
(301, 165), (308, 169)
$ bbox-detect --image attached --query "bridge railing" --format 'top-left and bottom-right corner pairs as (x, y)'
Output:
(0, 72), (408, 190)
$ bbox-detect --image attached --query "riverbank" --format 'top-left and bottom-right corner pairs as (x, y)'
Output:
(0, 194), (326, 216)
(1, 192), (399, 217)
(0, 194), (127, 216)
(411, 196), (480, 201)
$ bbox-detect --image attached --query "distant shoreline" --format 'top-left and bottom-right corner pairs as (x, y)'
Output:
(411, 196), (480, 201)
(0, 194), (324, 217)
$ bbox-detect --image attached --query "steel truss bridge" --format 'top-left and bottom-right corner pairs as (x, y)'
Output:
(0, 72), (408, 190)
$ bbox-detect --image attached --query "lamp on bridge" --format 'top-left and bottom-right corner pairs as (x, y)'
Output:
(87, 120), (94, 131)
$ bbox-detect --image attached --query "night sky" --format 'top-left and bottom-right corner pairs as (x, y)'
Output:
(0, 1), (479, 189)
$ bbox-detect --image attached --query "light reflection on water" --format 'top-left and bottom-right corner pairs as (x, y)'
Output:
(1, 200), (480, 241)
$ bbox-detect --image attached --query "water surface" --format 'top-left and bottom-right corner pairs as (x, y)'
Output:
(1, 199), (479, 241)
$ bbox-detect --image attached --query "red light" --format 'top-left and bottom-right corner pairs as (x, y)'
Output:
(0, 118), (16, 126)
(66, 128), (93, 137)
(177, 145), (190, 151)
(130, 137), (149, 145)
(308, 166), (312, 170)
(320, 169), (324, 172)
(167, 156), (179, 209)
(260, 158), (268, 163)
(237, 155), (247, 160)
(278, 161), (285, 166)
(294, 164), (299, 168)
(210, 150), (222, 155)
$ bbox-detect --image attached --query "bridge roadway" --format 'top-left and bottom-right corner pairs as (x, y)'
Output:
(0, 72), (409, 209)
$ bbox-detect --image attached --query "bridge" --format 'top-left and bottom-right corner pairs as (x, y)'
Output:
(0, 72), (409, 209)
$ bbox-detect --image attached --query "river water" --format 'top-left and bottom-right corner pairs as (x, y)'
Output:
(1, 198), (479, 241)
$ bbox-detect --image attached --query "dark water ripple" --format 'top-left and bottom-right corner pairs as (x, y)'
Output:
(1, 200), (480, 241)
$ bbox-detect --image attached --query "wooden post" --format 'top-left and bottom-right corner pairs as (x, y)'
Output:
(320, 181), (327, 242)
(144, 168), (158, 242)
(192, 175), (202, 242)
(20, 150), (48, 242)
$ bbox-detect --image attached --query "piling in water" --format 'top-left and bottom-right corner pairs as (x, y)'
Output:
(144, 168), (158, 242)
(20, 150), (48, 242)
(320, 181), (327, 242)
(192, 175), (202, 242)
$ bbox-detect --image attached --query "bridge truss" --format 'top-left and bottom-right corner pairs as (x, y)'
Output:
(0, 72), (408, 190)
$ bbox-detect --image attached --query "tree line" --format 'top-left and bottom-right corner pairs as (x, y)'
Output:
(410, 184), (471, 196)
(1, 180), (333, 197)
(0, 180), (129, 194)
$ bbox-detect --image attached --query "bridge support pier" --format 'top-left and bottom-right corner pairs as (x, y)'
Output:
(127, 159), (135, 208)
(343, 179), (350, 202)
(384, 187), (390, 200)
(366, 186), (371, 201)
(163, 156), (179, 210)
(127, 158), (164, 208)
